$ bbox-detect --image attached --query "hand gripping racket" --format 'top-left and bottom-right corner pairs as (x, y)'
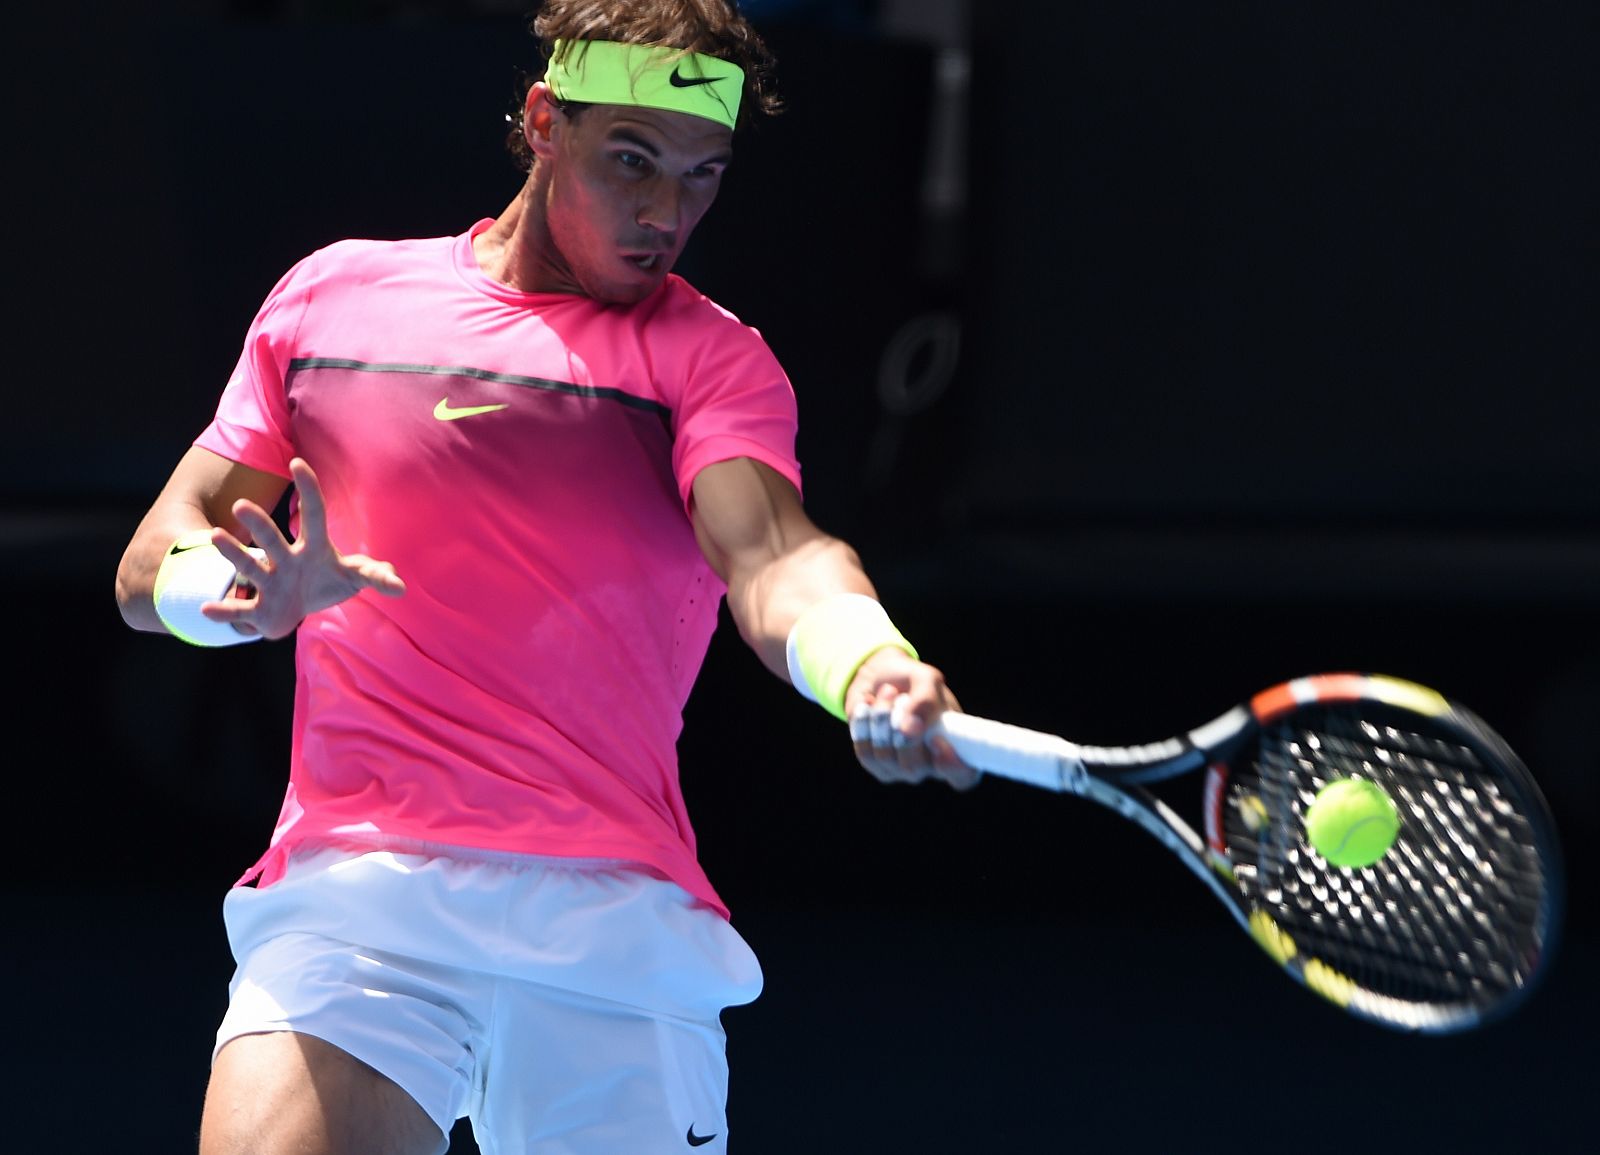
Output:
(927, 673), (1564, 1034)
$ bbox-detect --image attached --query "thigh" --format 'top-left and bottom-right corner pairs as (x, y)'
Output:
(213, 931), (481, 1145)
(473, 983), (733, 1155)
(201, 1031), (445, 1155)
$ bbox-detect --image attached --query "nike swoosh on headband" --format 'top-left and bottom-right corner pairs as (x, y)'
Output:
(669, 67), (721, 88)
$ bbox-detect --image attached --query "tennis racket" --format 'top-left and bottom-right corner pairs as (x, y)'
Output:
(924, 672), (1564, 1034)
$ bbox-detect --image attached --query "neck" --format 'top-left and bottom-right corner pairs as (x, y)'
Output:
(472, 174), (562, 293)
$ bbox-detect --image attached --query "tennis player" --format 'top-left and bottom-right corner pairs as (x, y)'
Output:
(114, 2), (974, 1152)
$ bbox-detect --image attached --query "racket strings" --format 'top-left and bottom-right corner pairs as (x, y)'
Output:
(1224, 707), (1551, 1016)
(1276, 740), (1533, 1000)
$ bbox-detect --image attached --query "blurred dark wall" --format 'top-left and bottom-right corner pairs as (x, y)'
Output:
(15, 7), (535, 506)
(954, 2), (1597, 531)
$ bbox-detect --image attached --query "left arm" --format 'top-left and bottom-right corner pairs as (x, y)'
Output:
(690, 457), (975, 788)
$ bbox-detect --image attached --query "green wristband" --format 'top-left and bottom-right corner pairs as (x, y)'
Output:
(785, 594), (918, 721)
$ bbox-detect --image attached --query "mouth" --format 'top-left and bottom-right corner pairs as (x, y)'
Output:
(622, 250), (668, 273)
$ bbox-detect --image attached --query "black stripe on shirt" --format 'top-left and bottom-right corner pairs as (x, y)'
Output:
(288, 357), (673, 419)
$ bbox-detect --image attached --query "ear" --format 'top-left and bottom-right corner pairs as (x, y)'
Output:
(524, 82), (560, 159)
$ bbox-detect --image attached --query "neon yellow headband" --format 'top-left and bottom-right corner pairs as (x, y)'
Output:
(546, 39), (744, 130)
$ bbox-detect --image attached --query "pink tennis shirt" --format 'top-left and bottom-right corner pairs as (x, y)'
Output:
(195, 219), (802, 918)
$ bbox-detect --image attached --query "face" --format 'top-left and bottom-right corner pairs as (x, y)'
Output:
(527, 86), (733, 304)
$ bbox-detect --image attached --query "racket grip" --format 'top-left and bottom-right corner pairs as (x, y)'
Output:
(930, 713), (1086, 793)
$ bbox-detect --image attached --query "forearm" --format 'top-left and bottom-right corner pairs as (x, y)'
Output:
(689, 457), (971, 786)
(689, 457), (915, 697)
(723, 534), (878, 680)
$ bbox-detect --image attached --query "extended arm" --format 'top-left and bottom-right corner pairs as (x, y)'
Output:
(689, 457), (975, 788)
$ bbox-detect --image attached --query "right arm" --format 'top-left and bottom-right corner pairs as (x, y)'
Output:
(116, 448), (404, 640)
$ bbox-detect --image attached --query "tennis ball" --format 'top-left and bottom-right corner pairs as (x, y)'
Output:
(1304, 778), (1400, 868)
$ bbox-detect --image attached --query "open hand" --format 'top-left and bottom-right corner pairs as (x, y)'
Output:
(201, 457), (405, 639)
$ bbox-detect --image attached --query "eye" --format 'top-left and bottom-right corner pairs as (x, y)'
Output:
(615, 151), (651, 172)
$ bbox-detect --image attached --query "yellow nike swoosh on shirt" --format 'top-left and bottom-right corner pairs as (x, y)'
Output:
(434, 398), (511, 421)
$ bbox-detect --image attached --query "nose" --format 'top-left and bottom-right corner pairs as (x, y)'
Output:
(636, 178), (682, 235)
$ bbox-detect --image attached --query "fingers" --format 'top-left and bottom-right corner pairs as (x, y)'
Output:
(842, 649), (980, 791)
(186, 457), (403, 640)
(850, 693), (982, 792)
(344, 554), (408, 597)
(287, 457), (329, 544)
(221, 502), (285, 567)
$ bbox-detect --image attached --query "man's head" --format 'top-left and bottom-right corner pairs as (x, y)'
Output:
(506, 0), (782, 172)
(506, 1), (782, 305)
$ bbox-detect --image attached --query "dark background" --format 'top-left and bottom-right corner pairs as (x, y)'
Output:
(8, 1), (1597, 1151)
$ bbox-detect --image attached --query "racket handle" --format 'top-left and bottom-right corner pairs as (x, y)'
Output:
(930, 713), (1087, 793)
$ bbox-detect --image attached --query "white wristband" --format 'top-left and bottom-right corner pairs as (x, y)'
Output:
(785, 623), (821, 705)
(785, 593), (918, 721)
(152, 532), (264, 648)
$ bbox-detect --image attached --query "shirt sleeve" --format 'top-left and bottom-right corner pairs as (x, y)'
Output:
(669, 311), (803, 512)
(192, 252), (319, 478)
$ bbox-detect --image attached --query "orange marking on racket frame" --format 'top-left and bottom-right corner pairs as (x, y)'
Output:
(1252, 673), (1370, 721)
(1250, 682), (1300, 721)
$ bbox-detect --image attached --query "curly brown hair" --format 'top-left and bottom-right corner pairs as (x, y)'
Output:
(505, 0), (783, 171)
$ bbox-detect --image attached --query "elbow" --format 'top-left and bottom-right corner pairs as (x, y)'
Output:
(113, 569), (138, 629)
(114, 571), (141, 631)
(114, 547), (160, 633)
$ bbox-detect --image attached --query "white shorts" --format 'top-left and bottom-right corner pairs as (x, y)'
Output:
(215, 846), (764, 1154)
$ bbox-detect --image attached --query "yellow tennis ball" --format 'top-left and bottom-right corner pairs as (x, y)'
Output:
(1304, 778), (1400, 868)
